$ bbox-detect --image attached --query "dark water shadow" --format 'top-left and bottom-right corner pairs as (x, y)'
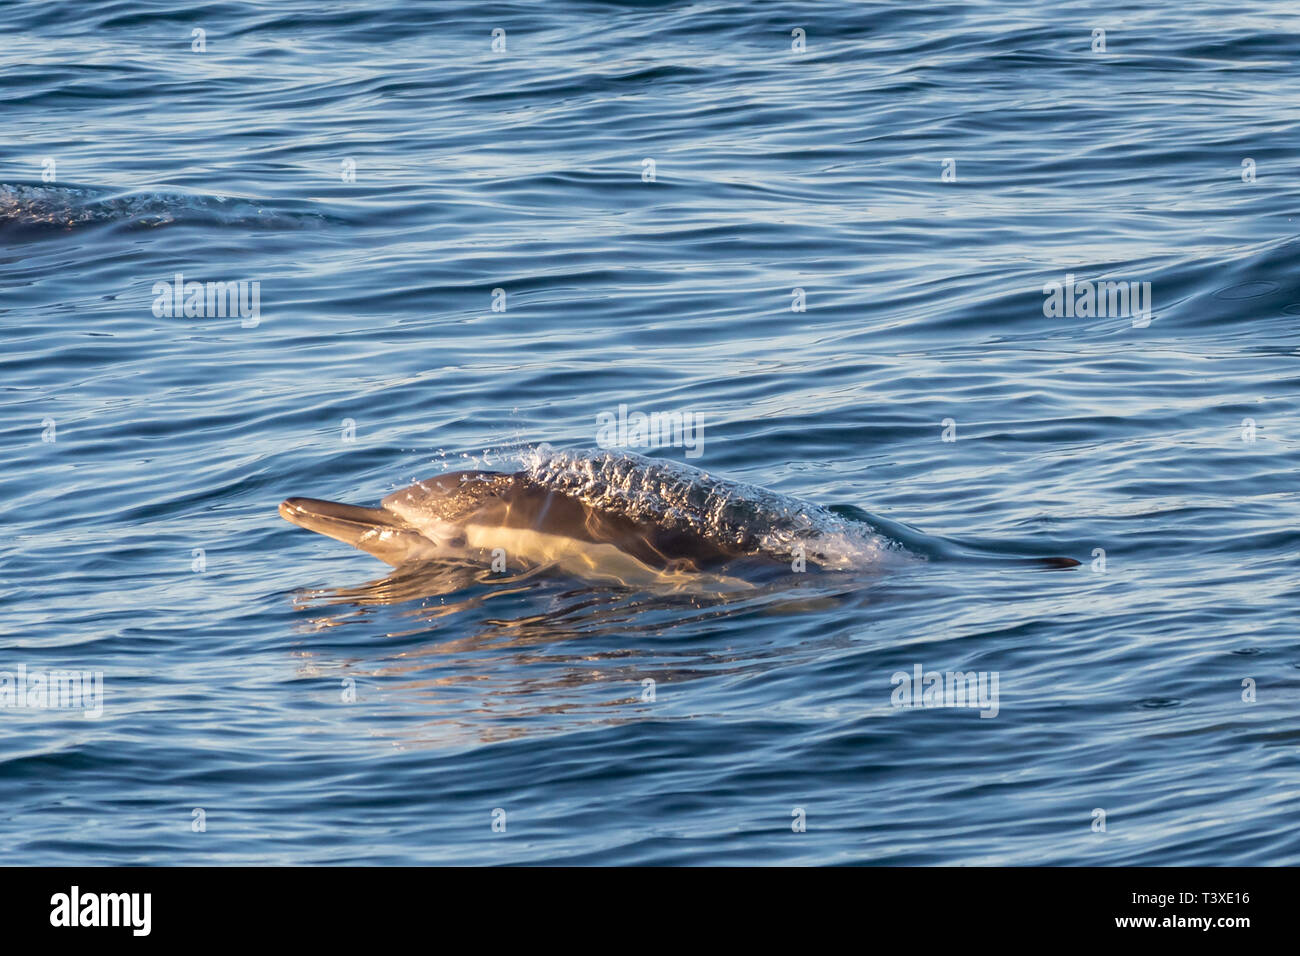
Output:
(283, 560), (899, 748)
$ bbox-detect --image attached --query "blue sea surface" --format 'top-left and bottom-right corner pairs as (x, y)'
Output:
(2, 0), (1299, 865)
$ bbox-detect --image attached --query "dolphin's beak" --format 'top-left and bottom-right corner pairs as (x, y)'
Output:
(279, 497), (430, 565)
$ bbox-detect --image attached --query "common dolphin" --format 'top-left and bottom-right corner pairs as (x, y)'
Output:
(279, 452), (1079, 584)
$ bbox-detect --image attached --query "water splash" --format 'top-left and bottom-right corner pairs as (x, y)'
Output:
(517, 445), (908, 571)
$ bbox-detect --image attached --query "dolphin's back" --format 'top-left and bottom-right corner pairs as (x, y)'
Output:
(384, 470), (736, 571)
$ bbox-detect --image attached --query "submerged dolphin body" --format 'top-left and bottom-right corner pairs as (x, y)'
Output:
(0, 182), (322, 232)
(279, 452), (1078, 585)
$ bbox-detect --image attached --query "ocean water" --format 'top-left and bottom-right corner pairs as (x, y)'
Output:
(2, 0), (1299, 866)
